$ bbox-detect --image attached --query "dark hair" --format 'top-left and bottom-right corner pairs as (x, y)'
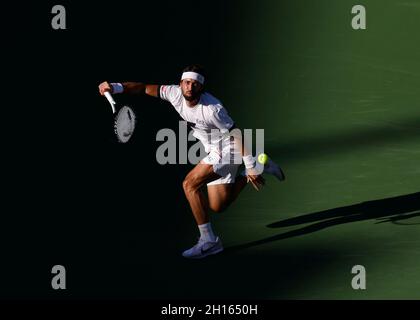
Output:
(183, 64), (206, 79)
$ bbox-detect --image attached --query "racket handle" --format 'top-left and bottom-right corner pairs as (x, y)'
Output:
(104, 91), (116, 113)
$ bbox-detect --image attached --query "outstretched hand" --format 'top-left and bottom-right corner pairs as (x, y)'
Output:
(98, 81), (112, 95)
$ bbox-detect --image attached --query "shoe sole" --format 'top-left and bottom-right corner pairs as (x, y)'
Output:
(265, 159), (286, 181)
(183, 246), (224, 259)
(277, 166), (286, 181)
(271, 163), (285, 181)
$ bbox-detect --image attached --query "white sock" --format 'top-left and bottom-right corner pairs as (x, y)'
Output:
(198, 223), (217, 242)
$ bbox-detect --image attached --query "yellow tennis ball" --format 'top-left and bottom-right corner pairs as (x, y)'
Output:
(258, 153), (268, 165)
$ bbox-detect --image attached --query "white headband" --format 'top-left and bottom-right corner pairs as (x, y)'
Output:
(181, 72), (205, 84)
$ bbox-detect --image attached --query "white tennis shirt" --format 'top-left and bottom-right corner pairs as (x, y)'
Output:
(159, 85), (235, 154)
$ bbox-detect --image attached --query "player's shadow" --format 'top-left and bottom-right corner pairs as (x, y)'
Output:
(226, 192), (420, 252)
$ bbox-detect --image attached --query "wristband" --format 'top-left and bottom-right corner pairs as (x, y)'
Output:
(110, 82), (124, 94)
(243, 155), (256, 169)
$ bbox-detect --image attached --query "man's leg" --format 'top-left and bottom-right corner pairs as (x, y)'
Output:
(182, 162), (225, 259)
(182, 160), (265, 258)
(207, 175), (248, 213)
(182, 162), (221, 225)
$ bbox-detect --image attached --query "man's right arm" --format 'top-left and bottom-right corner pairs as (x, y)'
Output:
(98, 81), (159, 97)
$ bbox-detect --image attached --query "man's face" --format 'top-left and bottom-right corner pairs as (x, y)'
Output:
(180, 79), (203, 101)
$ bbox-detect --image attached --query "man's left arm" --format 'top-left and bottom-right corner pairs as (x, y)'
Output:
(231, 130), (265, 191)
(212, 108), (265, 190)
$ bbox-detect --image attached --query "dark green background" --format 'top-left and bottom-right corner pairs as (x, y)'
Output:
(4, 0), (420, 299)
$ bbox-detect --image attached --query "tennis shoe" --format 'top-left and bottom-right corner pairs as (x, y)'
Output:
(263, 158), (286, 181)
(182, 237), (223, 259)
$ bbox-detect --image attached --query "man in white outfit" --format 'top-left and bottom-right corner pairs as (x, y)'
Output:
(98, 65), (285, 259)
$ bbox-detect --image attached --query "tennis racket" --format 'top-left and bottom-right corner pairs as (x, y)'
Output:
(104, 91), (136, 143)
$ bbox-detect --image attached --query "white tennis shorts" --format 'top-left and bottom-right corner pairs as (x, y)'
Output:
(202, 148), (242, 186)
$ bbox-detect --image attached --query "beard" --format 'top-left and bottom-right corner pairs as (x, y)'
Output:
(183, 94), (199, 101)
(182, 89), (202, 102)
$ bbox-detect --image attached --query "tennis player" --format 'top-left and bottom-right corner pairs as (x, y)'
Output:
(98, 65), (285, 259)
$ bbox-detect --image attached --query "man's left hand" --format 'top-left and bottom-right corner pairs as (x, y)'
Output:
(246, 168), (265, 191)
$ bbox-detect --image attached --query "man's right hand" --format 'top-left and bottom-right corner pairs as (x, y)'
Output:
(98, 81), (112, 95)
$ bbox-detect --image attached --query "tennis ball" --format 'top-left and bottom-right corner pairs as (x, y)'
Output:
(258, 153), (268, 165)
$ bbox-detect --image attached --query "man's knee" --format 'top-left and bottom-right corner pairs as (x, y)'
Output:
(209, 202), (228, 213)
(183, 176), (199, 194)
